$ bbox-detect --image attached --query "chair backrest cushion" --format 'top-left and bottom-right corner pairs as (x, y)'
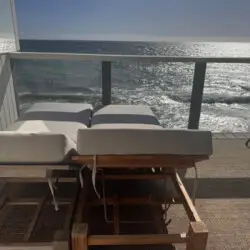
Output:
(0, 131), (76, 164)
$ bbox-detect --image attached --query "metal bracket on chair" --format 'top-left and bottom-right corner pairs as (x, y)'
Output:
(101, 170), (113, 223)
(79, 165), (87, 188)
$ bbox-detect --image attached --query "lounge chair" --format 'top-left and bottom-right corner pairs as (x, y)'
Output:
(76, 104), (211, 164)
(0, 102), (93, 210)
(72, 104), (213, 250)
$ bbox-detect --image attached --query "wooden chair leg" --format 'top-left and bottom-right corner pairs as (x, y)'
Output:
(72, 223), (88, 250)
(186, 221), (208, 250)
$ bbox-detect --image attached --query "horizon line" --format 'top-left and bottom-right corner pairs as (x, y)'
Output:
(17, 36), (250, 43)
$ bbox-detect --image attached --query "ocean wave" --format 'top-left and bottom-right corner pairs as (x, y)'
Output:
(239, 85), (250, 92)
(168, 93), (250, 104)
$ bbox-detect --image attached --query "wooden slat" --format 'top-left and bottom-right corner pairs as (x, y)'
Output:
(113, 196), (119, 234)
(116, 220), (154, 224)
(0, 182), (7, 194)
(75, 170), (91, 223)
(0, 183), (8, 212)
(6, 197), (71, 206)
(96, 174), (171, 180)
(90, 197), (181, 206)
(0, 166), (70, 179)
(2, 178), (76, 183)
(171, 172), (201, 222)
(63, 183), (80, 233)
(23, 195), (47, 241)
(88, 233), (187, 246)
(0, 165), (70, 171)
(72, 155), (208, 168)
(186, 222), (208, 250)
(8, 201), (40, 206)
(72, 223), (88, 250)
(0, 243), (53, 250)
(0, 193), (8, 212)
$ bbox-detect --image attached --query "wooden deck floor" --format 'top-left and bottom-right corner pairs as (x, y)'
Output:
(0, 132), (249, 249)
(168, 132), (250, 250)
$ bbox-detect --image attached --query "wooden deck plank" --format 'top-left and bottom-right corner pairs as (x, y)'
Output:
(169, 132), (250, 250)
(196, 134), (250, 169)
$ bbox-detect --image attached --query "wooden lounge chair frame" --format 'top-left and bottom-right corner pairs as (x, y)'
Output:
(71, 154), (209, 250)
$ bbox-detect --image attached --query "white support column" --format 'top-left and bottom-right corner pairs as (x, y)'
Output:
(9, 0), (20, 51)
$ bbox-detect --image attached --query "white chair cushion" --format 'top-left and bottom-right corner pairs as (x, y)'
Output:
(91, 105), (162, 128)
(8, 120), (87, 143)
(1, 102), (93, 163)
(22, 102), (93, 127)
(77, 128), (213, 156)
(7, 102), (93, 142)
(0, 131), (74, 163)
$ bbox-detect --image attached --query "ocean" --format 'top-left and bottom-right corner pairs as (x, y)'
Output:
(11, 39), (250, 132)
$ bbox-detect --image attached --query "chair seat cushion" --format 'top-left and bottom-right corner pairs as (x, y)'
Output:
(91, 105), (162, 128)
(77, 128), (213, 156)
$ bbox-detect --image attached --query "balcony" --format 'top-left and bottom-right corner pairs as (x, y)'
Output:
(0, 52), (250, 249)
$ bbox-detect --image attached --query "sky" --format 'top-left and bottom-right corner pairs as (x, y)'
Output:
(1, 0), (250, 41)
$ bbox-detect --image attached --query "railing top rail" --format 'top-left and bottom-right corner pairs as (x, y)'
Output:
(8, 51), (250, 64)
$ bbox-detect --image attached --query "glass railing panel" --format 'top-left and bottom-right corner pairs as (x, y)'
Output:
(12, 59), (102, 113)
(111, 61), (194, 128)
(109, 42), (196, 128)
(199, 62), (250, 132)
(198, 43), (250, 132)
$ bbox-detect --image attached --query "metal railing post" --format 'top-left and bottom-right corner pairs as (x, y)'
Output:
(102, 61), (111, 106)
(188, 62), (207, 129)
